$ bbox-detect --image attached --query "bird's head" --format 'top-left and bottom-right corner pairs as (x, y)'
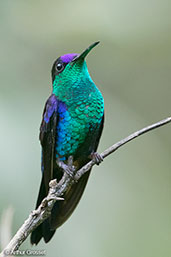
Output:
(51, 42), (99, 94)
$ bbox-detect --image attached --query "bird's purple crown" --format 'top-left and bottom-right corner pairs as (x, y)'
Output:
(60, 53), (78, 63)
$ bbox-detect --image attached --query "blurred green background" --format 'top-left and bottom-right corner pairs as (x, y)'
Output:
(0, 0), (170, 256)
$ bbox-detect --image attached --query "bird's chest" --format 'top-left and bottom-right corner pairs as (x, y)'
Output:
(55, 98), (103, 160)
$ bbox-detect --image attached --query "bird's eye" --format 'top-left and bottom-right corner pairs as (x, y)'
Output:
(56, 62), (64, 72)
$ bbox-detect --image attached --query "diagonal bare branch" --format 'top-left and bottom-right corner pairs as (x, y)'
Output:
(1, 116), (171, 257)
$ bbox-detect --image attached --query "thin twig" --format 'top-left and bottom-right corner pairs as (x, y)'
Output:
(1, 116), (171, 257)
(75, 116), (171, 180)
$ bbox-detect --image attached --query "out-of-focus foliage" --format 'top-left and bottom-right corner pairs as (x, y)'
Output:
(0, 0), (170, 256)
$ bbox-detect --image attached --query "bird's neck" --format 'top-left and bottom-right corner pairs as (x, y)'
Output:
(52, 62), (95, 102)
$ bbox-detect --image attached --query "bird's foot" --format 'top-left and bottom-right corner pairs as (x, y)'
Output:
(57, 156), (76, 180)
(91, 152), (103, 165)
(58, 161), (75, 178)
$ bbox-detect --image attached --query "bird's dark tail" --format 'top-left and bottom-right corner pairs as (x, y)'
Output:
(31, 218), (56, 244)
(30, 170), (91, 244)
(30, 175), (56, 244)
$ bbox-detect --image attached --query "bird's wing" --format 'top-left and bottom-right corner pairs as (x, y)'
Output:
(31, 101), (104, 245)
(39, 94), (58, 193)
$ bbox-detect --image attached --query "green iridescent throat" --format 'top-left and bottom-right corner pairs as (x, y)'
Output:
(52, 61), (92, 97)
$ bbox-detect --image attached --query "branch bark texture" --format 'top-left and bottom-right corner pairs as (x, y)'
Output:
(1, 116), (171, 257)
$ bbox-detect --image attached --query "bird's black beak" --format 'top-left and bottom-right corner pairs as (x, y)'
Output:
(73, 41), (100, 62)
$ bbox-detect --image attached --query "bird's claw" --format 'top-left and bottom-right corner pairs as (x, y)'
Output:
(64, 165), (75, 179)
(57, 158), (76, 180)
(91, 152), (103, 165)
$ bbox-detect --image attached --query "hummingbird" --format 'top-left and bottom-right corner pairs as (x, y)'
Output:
(30, 42), (104, 244)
